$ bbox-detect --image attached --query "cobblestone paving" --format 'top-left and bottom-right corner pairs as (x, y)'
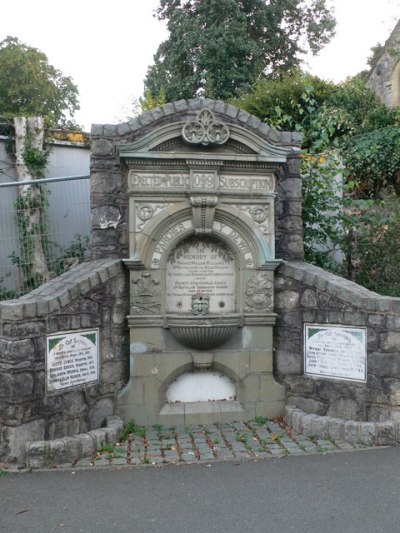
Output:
(56, 418), (368, 470)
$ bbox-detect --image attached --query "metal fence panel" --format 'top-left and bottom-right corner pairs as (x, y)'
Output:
(0, 176), (90, 299)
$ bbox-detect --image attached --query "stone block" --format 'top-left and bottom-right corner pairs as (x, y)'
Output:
(300, 413), (316, 434)
(301, 289), (318, 308)
(214, 350), (250, 379)
(291, 409), (302, 432)
(275, 350), (302, 375)
(3, 419), (45, 464)
(380, 332), (400, 353)
(249, 350), (273, 373)
(287, 396), (325, 416)
(79, 433), (96, 458)
(63, 436), (82, 462)
(26, 441), (46, 469)
(91, 139), (114, 156)
(49, 439), (66, 464)
(242, 375), (260, 402)
(144, 377), (162, 406)
(117, 378), (145, 407)
(131, 328), (164, 353)
(326, 398), (362, 421)
(90, 428), (109, 448)
(131, 353), (156, 377)
(255, 400), (284, 419)
(312, 416), (329, 438)
(89, 398), (114, 430)
(243, 326), (273, 350)
(259, 374), (285, 403)
(344, 421), (360, 444)
(327, 418), (344, 440)
(275, 290), (300, 311)
(376, 421), (396, 445)
(359, 423), (377, 446)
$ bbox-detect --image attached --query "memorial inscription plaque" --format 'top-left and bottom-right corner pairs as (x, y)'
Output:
(304, 324), (367, 382)
(166, 236), (236, 314)
(46, 330), (99, 393)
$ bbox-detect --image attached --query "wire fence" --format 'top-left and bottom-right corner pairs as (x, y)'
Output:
(0, 175), (90, 300)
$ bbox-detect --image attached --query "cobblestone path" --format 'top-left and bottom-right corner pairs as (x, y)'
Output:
(57, 418), (367, 470)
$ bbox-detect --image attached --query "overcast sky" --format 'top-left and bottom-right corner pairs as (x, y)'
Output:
(1, 0), (399, 130)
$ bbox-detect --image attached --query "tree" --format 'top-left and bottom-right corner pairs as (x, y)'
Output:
(0, 37), (80, 294)
(144, 0), (336, 102)
(0, 36), (79, 125)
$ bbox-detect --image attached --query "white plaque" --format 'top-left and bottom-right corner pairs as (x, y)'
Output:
(46, 330), (99, 392)
(166, 236), (236, 314)
(304, 324), (366, 382)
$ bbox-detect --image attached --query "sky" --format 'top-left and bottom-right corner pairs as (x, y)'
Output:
(1, 0), (400, 131)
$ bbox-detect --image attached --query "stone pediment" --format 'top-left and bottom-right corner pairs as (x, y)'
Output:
(117, 120), (289, 162)
(115, 101), (300, 163)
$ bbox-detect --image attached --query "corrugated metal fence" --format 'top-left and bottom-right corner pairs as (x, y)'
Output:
(0, 175), (90, 300)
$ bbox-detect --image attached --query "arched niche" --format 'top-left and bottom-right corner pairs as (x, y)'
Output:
(165, 234), (237, 315)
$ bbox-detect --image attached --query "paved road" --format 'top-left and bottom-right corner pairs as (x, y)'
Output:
(1, 446), (400, 533)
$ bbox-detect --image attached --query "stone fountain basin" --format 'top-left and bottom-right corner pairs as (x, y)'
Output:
(165, 314), (243, 350)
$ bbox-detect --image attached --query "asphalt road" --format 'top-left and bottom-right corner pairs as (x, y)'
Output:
(1, 446), (400, 533)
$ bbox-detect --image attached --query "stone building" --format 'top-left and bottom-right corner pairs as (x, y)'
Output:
(367, 19), (400, 107)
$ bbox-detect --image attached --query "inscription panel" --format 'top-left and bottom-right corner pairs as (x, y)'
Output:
(46, 330), (99, 393)
(304, 324), (367, 382)
(219, 174), (275, 193)
(166, 236), (235, 314)
(129, 172), (190, 190)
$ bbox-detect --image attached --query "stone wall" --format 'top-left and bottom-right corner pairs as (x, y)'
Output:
(367, 20), (400, 107)
(0, 259), (129, 463)
(274, 261), (400, 422)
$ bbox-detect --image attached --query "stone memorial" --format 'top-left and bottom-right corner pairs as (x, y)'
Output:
(304, 324), (367, 382)
(115, 107), (292, 425)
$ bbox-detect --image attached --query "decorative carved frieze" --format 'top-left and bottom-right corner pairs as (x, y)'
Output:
(135, 202), (171, 232)
(182, 110), (230, 146)
(130, 272), (161, 315)
(244, 273), (273, 312)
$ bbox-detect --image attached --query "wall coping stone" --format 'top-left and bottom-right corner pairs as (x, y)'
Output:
(25, 416), (124, 469)
(280, 261), (400, 313)
(90, 98), (303, 148)
(285, 406), (399, 447)
(0, 259), (124, 321)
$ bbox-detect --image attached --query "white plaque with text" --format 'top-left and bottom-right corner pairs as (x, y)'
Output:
(304, 324), (367, 382)
(166, 237), (236, 314)
(46, 330), (99, 393)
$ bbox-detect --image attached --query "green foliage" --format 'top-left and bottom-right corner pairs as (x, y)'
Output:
(144, 0), (336, 102)
(343, 200), (400, 296)
(10, 185), (51, 292)
(232, 71), (336, 135)
(0, 36), (79, 125)
(342, 127), (400, 197)
(325, 77), (398, 135)
(138, 89), (166, 113)
(51, 234), (90, 277)
(120, 420), (147, 442)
